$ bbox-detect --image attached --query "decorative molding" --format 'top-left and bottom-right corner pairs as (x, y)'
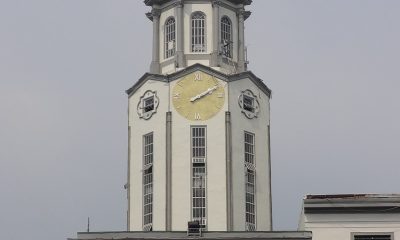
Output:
(238, 89), (260, 119)
(145, 9), (162, 21)
(137, 90), (160, 120)
(126, 64), (272, 98)
(160, 58), (176, 68)
(212, 0), (221, 7)
(152, 8), (162, 18)
(173, 0), (184, 8)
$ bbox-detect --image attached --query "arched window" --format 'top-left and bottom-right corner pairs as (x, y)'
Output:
(165, 17), (176, 59)
(221, 16), (232, 58)
(191, 12), (206, 52)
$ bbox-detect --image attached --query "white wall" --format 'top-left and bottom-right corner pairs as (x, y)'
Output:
(158, 2), (241, 74)
(229, 77), (272, 231)
(169, 70), (229, 231)
(128, 79), (169, 231)
(128, 71), (272, 232)
(301, 213), (400, 240)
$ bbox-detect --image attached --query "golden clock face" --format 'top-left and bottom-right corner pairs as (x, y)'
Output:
(172, 71), (225, 121)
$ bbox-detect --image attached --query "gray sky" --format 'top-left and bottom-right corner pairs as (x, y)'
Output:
(0, 1), (399, 239)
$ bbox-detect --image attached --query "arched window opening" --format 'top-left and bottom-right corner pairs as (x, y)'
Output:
(191, 12), (206, 53)
(221, 16), (232, 58)
(165, 17), (176, 59)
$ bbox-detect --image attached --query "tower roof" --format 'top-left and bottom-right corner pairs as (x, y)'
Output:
(144, 0), (252, 6)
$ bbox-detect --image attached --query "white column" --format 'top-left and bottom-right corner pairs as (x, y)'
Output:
(237, 10), (246, 72)
(150, 9), (161, 74)
(211, 0), (220, 67)
(176, 1), (185, 68)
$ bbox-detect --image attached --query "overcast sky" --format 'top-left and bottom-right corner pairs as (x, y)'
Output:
(0, 1), (399, 239)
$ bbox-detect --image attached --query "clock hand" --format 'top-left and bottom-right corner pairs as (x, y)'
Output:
(190, 85), (218, 102)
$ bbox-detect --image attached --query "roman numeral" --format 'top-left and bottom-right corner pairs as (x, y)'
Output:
(194, 113), (201, 120)
(194, 73), (202, 81)
(173, 93), (180, 99)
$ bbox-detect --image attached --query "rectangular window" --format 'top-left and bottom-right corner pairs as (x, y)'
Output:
(244, 131), (256, 231)
(243, 95), (254, 113)
(143, 133), (153, 231)
(143, 96), (154, 113)
(353, 233), (393, 240)
(244, 131), (255, 166)
(191, 126), (207, 228)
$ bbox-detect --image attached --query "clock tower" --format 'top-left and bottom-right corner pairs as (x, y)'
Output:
(126, 0), (272, 232)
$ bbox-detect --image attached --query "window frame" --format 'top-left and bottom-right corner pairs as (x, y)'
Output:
(143, 96), (155, 113)
(164, 17), (176, 59)
(220, 16), (233, 58)
(142, 132), (154, 231)
(244, 131), (256, 231)
(191, 11), (207, 53)
(243, 95), (254, 113)
(190, 126), (207, 228)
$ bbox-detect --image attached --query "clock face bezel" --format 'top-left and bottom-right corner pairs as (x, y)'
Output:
(238, 89), (260, 119)
(172, 71), (225, 121)
(137, 90), (159, 120)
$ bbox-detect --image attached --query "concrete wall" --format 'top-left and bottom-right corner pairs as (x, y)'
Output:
(301, 213), (400, 240)
(128, 79), (169, 231)
(128, 69), (272, 232)
(169, 70), (229, 231)
(229, 78), (272, 231)
(159, 2), (240, 75)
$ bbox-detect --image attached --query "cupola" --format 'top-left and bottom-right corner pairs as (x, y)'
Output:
(144, 0), (252, 75)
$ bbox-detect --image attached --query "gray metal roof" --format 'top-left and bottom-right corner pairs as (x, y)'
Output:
(303, 193), (400, 214)
(144, 0), (252, 6)
(71, 231), (312, 240)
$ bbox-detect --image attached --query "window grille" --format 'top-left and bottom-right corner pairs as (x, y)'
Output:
(143, 96), (154, 113)
(143, 133), (153, 231)
(354, 234), (393, 240)
(191, 127), (207, 228)
(243, 95), (254, 113)
(244, 132), (256, 231)
(244, 132), (255, 166)
(221, 16), (232, 58)
(191, 12), (206, 52)
(165, 17), (176, 59)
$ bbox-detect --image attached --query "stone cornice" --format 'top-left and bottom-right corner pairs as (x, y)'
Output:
(126, 64), (271, 98)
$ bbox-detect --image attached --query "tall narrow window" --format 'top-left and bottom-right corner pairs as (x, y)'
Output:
(165, 17), (176, 59)
(244, 131), (256, 231)
(191, 12), (206, 52)
(143, 133), (153, 231)
(191, 126), (207, 228)
(221, 16), (232, 58)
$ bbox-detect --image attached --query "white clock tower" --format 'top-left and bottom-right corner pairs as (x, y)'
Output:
(126, 0), (272, 232)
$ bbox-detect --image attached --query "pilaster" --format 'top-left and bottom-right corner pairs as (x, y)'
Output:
(166, 112), (172, 231)
(237, 9), (246, 72)
(211, 0), (221, 67)
(175, 1), (185, 68)
(150, 9), (161, 74)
